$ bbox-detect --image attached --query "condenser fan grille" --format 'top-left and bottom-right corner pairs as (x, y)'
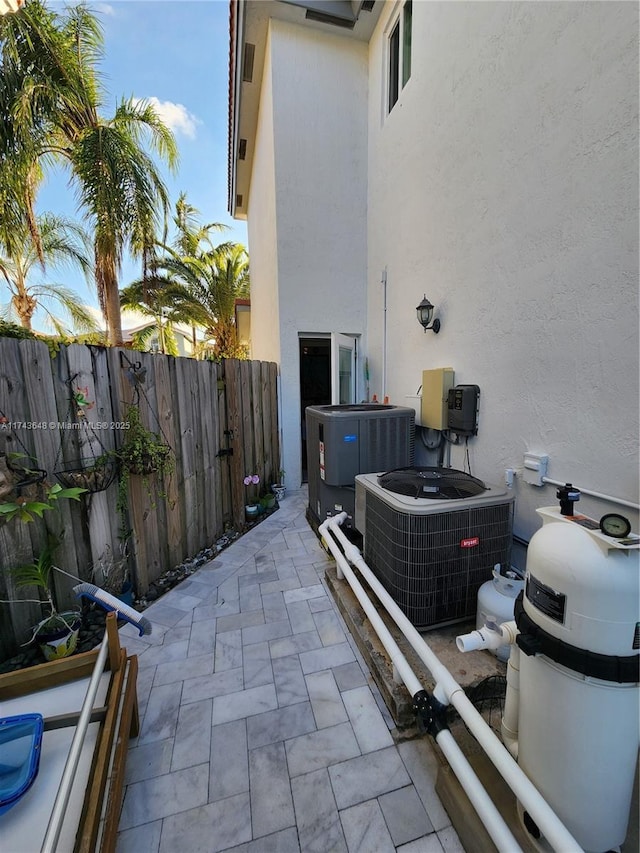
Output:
(363, 492), (513, 627)
(378, 466), (487, 500)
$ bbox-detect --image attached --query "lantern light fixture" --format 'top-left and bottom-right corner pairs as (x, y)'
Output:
(416, 295), (441, 334)
(0, 0), (24, 15)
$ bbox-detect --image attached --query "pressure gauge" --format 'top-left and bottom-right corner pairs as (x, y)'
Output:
(599, 513), (632, 538)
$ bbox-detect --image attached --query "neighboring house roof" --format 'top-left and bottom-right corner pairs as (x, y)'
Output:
(227, 0), (381, 219)
(85, 306), (202, 343)
(121, 321), (193, 341)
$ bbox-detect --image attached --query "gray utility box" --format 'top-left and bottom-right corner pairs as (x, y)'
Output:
(306, 404), (415, 527)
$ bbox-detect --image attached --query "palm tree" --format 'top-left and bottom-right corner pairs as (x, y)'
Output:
(119, 275), (192, 356)
(172, 192), (228, 258)
(0, 212), (97, 333)
(154, 243), (250, 359)
(0, 1), (178, 345)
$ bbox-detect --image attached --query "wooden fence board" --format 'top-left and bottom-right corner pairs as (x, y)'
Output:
(20, 341), (85, 607)
(260, 362), (273, 486)
(191, 360), (207, 550)
(252, 361), (265, 489)
(210, 361), (222, 542)
(63, 345), (115, 587)
(268, 362), (280, 483)
(216, 363), (232, 528)
(240, 360), (254, 476)
(86, 345), (124, 588)
(224, 360), (245, 530)
(154, 355), (183, 569)
(137, 350), (167, 584)
(174, 357), (198, 556)
(196, 360), (215, 546)
(48, 345), (92, 590)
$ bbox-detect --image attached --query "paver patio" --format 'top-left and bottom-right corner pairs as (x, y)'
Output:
(115, 489), (464, 853)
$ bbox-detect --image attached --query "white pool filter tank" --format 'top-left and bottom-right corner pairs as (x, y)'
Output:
(514, 504), (639, 852)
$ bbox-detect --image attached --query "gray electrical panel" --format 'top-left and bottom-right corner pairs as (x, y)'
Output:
(447, 385), (480, 435)
(306, 404), (415, 527)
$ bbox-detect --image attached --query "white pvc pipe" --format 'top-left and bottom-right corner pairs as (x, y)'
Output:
(319, 518), (422, 696)
(501, 644), (520, 759)
(319, 519), (523, 853)
(436, 729), (522, 853)
(381, 267), (388, 400)
(456, 620), (518, 654)
(541, 477), (639, 511)
(325, 514), (583, 853)
(41, 632), (110, 853)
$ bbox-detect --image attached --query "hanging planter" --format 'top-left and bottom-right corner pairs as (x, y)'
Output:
(4, 452), (47, 489)
(117, 405), (173, 477)
(54, 455), (118, 493)
(51, 381), (115, 495)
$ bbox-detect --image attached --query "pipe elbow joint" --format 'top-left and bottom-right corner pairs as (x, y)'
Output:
(456, 621), (518, 653)
(413, 689), (449, 737)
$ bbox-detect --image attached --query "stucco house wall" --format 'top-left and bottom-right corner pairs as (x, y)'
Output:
(233, 0), (638, 537)
(247, 27), (280, 365)
(366, 0), (638, 538)
(248, 18), (369, 489)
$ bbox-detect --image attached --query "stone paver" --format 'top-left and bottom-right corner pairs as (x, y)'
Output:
(116, 489), (461, 853)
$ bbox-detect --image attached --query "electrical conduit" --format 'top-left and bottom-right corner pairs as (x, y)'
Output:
(323, 513), (582, 853)
(541, 477), (639, 512)
(318, 518), (523, 853)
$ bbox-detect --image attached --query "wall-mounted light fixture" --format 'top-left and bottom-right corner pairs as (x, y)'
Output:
(416, 295), (441, 334)
(0, 0), (24, 15)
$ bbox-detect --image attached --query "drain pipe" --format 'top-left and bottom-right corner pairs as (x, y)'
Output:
(318, 518), (523, 853)
(501, 644), (520, 759)
(456, 622), (520, 759)
(381, 267), (388, 400)
(324, 514), (582, 853)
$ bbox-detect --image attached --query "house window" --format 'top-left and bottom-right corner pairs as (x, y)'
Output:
(388, 0), (412, 113)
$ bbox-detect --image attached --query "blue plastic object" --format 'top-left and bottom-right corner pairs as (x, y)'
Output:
(0, 714), (44, 816)
(73, 583), (152, 636)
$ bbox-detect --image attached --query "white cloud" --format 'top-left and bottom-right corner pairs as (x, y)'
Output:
(135, 96), (200, 140)
(94, 4), (116, 16)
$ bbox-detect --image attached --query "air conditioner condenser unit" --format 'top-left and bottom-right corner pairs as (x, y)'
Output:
(306, 404), (415, 527)
(355, 468), (515, 628)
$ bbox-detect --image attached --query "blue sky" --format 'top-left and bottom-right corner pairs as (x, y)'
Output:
(33, 0), (247, 327)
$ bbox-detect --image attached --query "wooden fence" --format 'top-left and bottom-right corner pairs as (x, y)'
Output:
(0, 338), (280, 660)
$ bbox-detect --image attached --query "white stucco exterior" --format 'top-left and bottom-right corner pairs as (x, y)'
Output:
(247, 18), (369, 489)
(366, 0), (638, 538)
(232, 0), (639, 537)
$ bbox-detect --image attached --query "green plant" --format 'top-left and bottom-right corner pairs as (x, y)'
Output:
(260, 492), (276, 510)
(0, 482), (86, 523)
(11, 533), (61, 617)
(114, 404), (174, 531)
(5, 533), (82, 652)
(243, 473), (260, 505)
(117, 404), (173, 476)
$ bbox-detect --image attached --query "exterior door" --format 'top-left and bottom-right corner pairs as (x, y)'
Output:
(331, 334), (357, 404)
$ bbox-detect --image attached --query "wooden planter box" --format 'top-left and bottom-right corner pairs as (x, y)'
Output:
(0, 613), (138, 852)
